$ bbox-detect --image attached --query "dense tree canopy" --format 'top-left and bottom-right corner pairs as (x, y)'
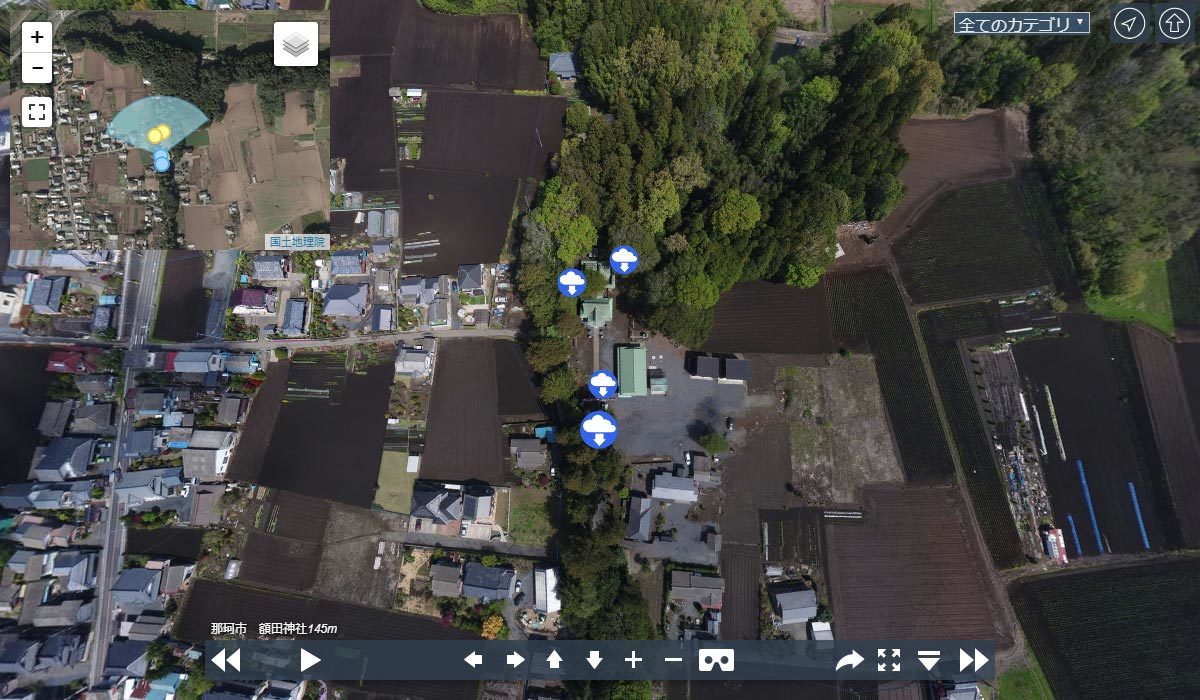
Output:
(927, 0), (1200, 295)
(526, 0), (941, 346)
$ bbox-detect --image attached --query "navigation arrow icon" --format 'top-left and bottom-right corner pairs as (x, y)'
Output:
(835, 650), (863, 671)
(547, 650), (563, 669)
(300, 649), (320, 672)
(211, 648), (226, 672)
(959, 648), (973, 672)
(973, 648), (989, 671)
(465, 651), (483, 668)
(227, 648), (241, 672)
(586, 650), (603, 669)
(507, 652), (525, 668)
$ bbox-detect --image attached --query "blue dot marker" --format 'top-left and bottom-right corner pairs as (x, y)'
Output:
(557, 268), (586, 298)
(609, 245), (640, 275)
(153, 149), (170, 173)
(580, 411), (618, 449)
(587, 370), (618, 400)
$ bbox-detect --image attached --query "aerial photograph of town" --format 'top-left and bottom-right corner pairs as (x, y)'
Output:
(1, 1), (1200, 700)
(6, 4), (328, 250)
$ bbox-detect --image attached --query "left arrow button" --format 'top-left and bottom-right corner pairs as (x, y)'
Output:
(465, 651), (483, 668)
(227, 649), (241, 672)
(211, 648), (226, 672)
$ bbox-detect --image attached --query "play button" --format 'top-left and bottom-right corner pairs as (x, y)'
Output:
(300, 648), (321, 672)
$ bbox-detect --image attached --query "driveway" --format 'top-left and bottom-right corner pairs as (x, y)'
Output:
(202, 250), (238, 342)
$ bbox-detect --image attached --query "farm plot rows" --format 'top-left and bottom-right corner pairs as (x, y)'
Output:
(152, 251), (207, 342)
(703, 280), (836, 355)
(824, 485), (1014, 647)
(827, 269), (957, 483)
(1012, 316), (1172, 555)
(895, 180), (1052, 305)
(1010, 559), (1200, 700)
(919, 305), (1025, 569)
(1129, 325), (1200, 547)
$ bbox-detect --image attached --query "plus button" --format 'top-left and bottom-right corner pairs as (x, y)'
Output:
(625, 651), (643, 669)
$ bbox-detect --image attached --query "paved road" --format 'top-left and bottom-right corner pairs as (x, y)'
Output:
(0, 326), (517, 351)
(87, 249), (163, 685)
(401, 532), (548, 559)
(201, 250), (238, 342)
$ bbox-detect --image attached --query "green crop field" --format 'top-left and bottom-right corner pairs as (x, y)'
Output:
(1011, 559), (1200, 699)
(23, 158), (50, 183)
(828, 269), (957, 483)
(896, 180), (1053, 305)
(919, 305), (1025, 569)
(1086, 257), (1174, 335)
(184, 128), (210, 147)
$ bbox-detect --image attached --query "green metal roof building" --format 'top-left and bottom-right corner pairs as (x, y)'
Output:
(580, 297), (613, 328)
(616, 344), (648, 397)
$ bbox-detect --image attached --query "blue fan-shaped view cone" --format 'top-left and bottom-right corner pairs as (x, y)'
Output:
(106, 96), (209, 153)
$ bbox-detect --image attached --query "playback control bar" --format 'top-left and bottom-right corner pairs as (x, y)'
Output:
(204, 640), (996, 682)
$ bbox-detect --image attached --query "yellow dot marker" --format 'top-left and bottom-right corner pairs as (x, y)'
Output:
(147, 127), (163, 145)
(156, 123), (171, 140)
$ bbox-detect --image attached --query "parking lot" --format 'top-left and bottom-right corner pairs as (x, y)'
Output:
(610, 334), (748, 461)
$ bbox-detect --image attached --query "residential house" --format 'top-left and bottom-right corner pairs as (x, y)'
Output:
(810, 620), (834, 641)
(372, 305), (395, 332)
(462, 562), (514, 602)
(410, 483), (463, 527)
(121, 610), (169, 642)
(398, 276), (424, 306)
(51, 551), (97, 592)
(548, 52), (578, 80)
(394, 344), (432, 378)
(331, 251), (367, 277)
(430, 563), (463, 598)
(651, 474), (698, 503)
(260, 680), (302, 700)
(427, 297), (450, 328)
(189, 484), (227, 527)
(533, 566), (561, 614)
(690, 453), (719, 487)
(124, 672), (185, 700)
(168, 351), (225, 374)
(28, 276), (67, 313)
(223, 353), (259, 374)
(251, 255), (288, 281)
(181, 430), (236, 481)
(281, 297), (307, 336)
(71, 403), (114, 435)
(458, 264), (484, 297)
(462, 487), (494, 522)
(159, 564), (194, 596)
(669, 571), (724, 610)
(103, 640), (148, 678)
(37, 401), (73, 438)
(0, 637), (38, 674)
(123, 429), (159, 459)
(204, 682), (260, 700)
(216, 395), (246, 425)
(19, 581), (94, 628)
(76, 374), (116, 396)
(509, 437), (548, 470)
(30, 437), (95, 481)
(616, 345), (648, 397)
(323, 284), (369, 316)
(374, 268), (392, 292)
(773, 589), (818, 625)
(625, 496), (653, 542)
(229, 288), (275, 315)
(110, 568), (161, 610)
(36, 633), (84, 670)
(128, 388), (173, 416)
(0, 482), (93, 512)
(370, 239), (392, 258)
(45, 349), (99, 374)
(91, 304), (113, 333)
(115, 467), (185, 507)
